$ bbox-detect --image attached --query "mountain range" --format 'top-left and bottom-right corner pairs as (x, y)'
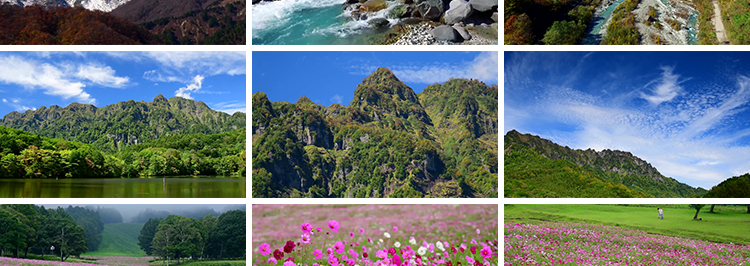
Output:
(0, 0), (129, 12)
(0, 0), (245, 44)
(504, 130), (709, 198)
(252, 68), (498, 198)
(0, 94), (245, 153)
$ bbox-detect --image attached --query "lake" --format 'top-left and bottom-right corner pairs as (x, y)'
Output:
(0, 177), (246, 198)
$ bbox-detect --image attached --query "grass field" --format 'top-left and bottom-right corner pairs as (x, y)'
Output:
(179, 260), (246, 266)
(82, 223), (146, 257)
(505, 204), (750, 244)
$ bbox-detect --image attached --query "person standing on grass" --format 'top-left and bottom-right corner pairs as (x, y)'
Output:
(658, 208), (664, 220)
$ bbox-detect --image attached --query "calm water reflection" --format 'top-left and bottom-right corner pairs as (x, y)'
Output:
(0, 176), (245, 198)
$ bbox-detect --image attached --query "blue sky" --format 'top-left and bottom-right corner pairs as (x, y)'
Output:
(0, 52), (246, 115)
(253, 51), (498, 106)
(505, 51), (750, 189)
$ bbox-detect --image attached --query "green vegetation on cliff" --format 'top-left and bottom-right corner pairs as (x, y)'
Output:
(505, 130), (707, 198)
(252, 68), (498, 198)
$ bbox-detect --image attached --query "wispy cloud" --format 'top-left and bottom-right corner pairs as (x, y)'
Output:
(640, 66), (683, 105)
(2, 98), (36, 112)
(352, 52), (498, 84)
(505, 52), (750, 188)
(212, 101), (245, 114)
(106, 51), (246, 83)
(331, 94), (343, 105)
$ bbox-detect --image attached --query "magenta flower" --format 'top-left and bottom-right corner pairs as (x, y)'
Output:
(350, 232), (354, 238)
(470, 246), (476, 254)
(268, 257), (278, 265)
(260, 243), (272, 256)
(301, 233), (311, 244)
(314, 263), (319, 266)
(393, 226), (398, 232)
(328, 255), (339, 266)
(359, 228), (365, 234)
(334, 241), (345, 254)
(314, 249), (324, 259)
(346, 258), (355, 265)
(465, 256), (475, 264)
(392, 254), (401, 266)
(480, 246), (492, 259)
(349, 248), (358, 258)
(302, 222), (313, 233)
(327, 247), (333, 255)
(328, 220), (340, 232)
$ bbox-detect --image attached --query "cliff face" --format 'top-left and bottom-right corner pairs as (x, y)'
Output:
(252, 69), (499, 198)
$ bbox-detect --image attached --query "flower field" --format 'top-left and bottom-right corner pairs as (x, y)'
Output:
(0, 257), (103, 266)
(505, 221), (750, 265)
(253, 205), (499, 266)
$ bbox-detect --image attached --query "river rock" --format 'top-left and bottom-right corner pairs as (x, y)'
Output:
(402, 17), (424, 24)
(362, 0), (388, 12)
(369, 18), (390, 28)
(452, 25), (471, 40)
(491, 12), (498, 22)
(388, 4), (410, 19)
(417, 0), (444, 21)
(469, 0), (497, 12)
(444, 0), (472, 24)
(397, 0), (414, 3)
(431, 24), (462, 42)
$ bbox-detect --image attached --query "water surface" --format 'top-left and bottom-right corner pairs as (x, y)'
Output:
(0, 176), (246, 198)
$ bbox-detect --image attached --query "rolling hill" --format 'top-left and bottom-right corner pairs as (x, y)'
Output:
(504, 130), (708, 198)
(92, 223), (146, 256)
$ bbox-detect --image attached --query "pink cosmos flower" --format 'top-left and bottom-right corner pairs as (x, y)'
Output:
(328, 255), (339, 266)
(302, 223), (313, 233)
(260, 243), (272, 256)
(465, 256), (475, 265)
(350, 232), (354, 238)
(393, 226), (398, 232)
(327, 247), (333, 255)
(349, 248), (358, 258)
(268, 257), (278, 265)
(480, 246), (492, 259)
(475, 229), (480, 235)
(301, 233), (312, 244)
(470, 246), (476, 255)
(359, 228), (365, 234)
(314, 249), (324, 259)
(362, 246), (367, 252)
(317, 228), (323, 232)
(392, 254), (402, 266)
(347, 259), (356, 265)
(329, 220), (340, 232)
(314, 263), (320, 266)
(376, 250), (387, 259)
(335, 241), (346, 254)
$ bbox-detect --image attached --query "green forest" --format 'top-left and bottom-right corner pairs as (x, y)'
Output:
(504, 0), (599, 44)
(0, 95), (245, 178)
(253, 68), (498, 198)
(505, 130), (750, 198)
(0, 205), (245, 265)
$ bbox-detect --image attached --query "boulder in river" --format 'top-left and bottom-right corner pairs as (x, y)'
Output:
(452, 25), (472, 40)
(362, 0), (388, 12)
(444, 0), (473, 24)
(369, 18), (391, 28)
(431, 24), (462, 42)
(469, 0), (497, 12)
(417, 0), (444, 21)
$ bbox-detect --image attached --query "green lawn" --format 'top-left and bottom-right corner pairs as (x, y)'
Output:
(505, 204), (750, 244)
(178, 260), (246, 266)
(83, 223), (146, 257)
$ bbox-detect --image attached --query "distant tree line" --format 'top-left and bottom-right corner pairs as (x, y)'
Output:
(0, 126), (245, 178)
(137, 210), (246, 264)
(0, 205), (88, 261)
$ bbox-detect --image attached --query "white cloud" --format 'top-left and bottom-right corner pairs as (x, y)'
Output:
(354, 52), (498, 85)
(331, 94), (343, 105)
(1, 98), (5, 103)
(640, 66), (683, 105)
(75, 64), (130, 88)
(0, 55), (94, 104)
(175, 75), (205, 100)
(135, 52), (246, 82)
(212, 101), (246, 114)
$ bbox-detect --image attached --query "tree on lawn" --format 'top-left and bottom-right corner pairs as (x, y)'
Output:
(138, 217), (163, 255)
(689, 204), (706, 220)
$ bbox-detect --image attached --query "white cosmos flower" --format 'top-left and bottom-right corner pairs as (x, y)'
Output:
(394, 241), (401, 248)
(435, 242), (444, 250)
(417, 246), (427, 255)
(379, 239), (383, 243)
(384, 232), (391, 238)
(409, 237), (416, 245)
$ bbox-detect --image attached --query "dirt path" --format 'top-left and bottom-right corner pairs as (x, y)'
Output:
(713, 0), (729, 44)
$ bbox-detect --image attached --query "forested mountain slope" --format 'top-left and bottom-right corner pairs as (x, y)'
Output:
(0, 94), (245, 153)
(252, 68), (498, 198)
(505, 130), (707, 198)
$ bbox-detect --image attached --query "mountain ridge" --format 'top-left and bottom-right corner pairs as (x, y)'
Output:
(504, 130), (707, 198)
(0, 94), (245, 153)
(0, 0), (129, 11)
(252, 68), (498, 198)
